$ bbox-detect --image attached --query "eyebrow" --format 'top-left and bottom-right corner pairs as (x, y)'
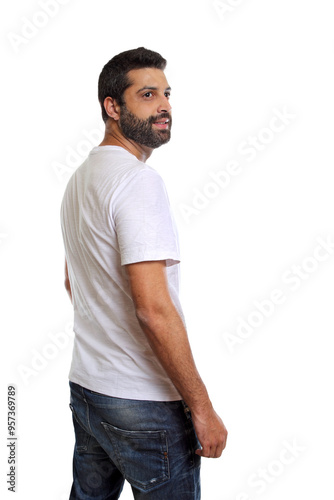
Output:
(136, 86), (172, 94)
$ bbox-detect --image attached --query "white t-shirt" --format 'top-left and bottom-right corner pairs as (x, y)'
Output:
(60, 146), (182, 401)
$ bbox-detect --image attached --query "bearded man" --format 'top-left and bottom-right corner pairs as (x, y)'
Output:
(60, 47), (227, 500)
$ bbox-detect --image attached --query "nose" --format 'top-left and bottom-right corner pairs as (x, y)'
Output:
(157, 94), (172, 114)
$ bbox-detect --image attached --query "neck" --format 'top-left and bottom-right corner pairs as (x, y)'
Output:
(99, 124), (153, 163)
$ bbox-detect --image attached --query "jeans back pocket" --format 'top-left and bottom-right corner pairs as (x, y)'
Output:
(101, 422), (170, 492)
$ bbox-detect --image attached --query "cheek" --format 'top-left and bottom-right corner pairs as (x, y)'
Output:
(132, 101), (156, 120)
(138, 111), (153, 122)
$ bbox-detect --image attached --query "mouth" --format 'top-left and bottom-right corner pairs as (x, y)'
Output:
(153, 118), (170, 130)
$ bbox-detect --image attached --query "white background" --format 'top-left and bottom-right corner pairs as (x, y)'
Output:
(1, 0), (334, 498)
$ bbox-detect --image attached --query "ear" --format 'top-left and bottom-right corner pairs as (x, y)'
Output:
(103, 97), (121, 121)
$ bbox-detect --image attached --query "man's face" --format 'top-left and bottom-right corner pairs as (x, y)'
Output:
(118, 68), (172, 149)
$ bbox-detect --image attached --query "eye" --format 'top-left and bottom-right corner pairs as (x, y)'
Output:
(143, 92), (153, 98)
(165, 92), (171, 99)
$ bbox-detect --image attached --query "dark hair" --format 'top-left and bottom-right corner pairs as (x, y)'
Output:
(98, 47), (167, 123)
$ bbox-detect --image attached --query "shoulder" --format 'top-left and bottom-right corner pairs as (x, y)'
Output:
(115, 159), (167, 198)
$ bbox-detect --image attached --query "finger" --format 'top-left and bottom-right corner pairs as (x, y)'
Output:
(196, 445), (215, 458)
(195, 447), (209, 457)
(215, 442), (224, 458)
(212, 445), (221, 458)
(196, 441), (226, 458)
(195, 446), (203, 456)
(216, 436), (227, 457)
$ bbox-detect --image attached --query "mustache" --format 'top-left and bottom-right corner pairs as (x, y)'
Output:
(148, 112), (172, 124)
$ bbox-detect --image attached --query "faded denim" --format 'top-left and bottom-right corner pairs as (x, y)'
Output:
(69, 381), (201, 499)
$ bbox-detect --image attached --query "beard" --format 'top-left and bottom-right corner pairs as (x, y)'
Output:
(118, 105), (172, 149)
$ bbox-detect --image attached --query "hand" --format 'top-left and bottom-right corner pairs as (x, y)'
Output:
(192, 406), (228, 458)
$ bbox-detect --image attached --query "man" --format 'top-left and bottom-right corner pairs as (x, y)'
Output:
(61, 47), (227, 499)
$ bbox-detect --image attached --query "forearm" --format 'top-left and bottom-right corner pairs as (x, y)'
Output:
(127, 260), (228, 457)
(136, 302), (212, 415)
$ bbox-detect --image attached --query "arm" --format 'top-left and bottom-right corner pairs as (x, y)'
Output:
(64, 259), (72, 303)
(125, 259), (228, 458)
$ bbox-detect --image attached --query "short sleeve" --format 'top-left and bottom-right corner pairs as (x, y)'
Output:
(112, 167), (180, 266)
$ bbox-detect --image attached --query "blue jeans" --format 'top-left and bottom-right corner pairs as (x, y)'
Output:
(69, 382), (201, 499)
